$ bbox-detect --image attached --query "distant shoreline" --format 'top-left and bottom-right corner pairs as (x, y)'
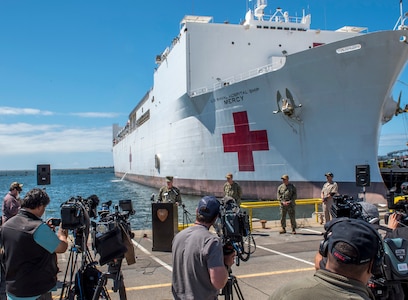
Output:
(88, 166), (114, 170)
(0, 166), (114, 172)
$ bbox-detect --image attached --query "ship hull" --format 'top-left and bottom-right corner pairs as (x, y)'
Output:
(113, 28), (408, 204)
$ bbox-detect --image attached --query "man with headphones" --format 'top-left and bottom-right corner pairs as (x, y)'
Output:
(269, 218), (381, 300)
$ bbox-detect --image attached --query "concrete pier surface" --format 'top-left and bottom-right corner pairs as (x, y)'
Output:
(52, 217), (328, 300)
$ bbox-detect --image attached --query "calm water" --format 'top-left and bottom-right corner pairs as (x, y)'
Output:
(0, 168), (316, 230)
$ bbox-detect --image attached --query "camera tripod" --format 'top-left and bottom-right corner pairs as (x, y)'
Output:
(220, 268), (244, 300)
(92, 258), (127, 300)
(59, 242), (106, 300)
(180, 204), (194, 229)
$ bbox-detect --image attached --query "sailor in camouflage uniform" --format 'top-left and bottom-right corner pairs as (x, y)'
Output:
(277, 174), (297, 234)
(223, 173), (242, 206)
(158, 176), (182, 205)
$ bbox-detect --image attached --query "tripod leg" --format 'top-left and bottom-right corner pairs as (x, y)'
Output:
(60, 250), (77, 300)
(92, 274), (109, 300)
(222, 274), (245, 300)
(222, 277), (233, 300)
(118, 272), (127, 300)
(108, 260), (127, 300)
(111, 269), (127, 300)
(232, 276), (244, 300)
(100, 286), (110, 300)
(59, 251), (71, 299)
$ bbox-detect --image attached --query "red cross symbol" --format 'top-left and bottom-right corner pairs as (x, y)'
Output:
(222, 111), (269, 171)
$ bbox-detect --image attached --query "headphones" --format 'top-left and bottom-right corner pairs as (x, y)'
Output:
(319, 218), (384, 271)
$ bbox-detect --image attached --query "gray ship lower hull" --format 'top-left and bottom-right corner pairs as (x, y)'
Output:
(115, 171), (387, 203)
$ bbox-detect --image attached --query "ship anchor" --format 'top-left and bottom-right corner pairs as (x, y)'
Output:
(273, 88), (302, 118)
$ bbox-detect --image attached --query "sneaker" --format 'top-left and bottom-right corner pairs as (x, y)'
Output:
(279, 228), (286, 234)
(292, 229), (296, 234)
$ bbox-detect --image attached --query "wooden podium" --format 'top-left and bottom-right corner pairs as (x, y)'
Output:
(152, 202), (178, 252)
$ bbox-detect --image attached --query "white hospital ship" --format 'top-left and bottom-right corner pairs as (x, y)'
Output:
(113, 0), (408, 202)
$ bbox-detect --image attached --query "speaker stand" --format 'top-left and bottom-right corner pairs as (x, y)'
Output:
(359, 186), (366, 201)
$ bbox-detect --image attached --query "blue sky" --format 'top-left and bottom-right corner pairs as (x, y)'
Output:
(0, 0), (407, 170)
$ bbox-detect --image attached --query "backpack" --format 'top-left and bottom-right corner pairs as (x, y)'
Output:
(75, 263), (101, 300)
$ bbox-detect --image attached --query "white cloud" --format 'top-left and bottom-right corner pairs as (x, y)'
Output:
(379, 133), (407, 146)
(0, 123), (112, 155)
(70, 112), (120, 118)
(0, 123), (61, 134)
(0, 107), (120, 119)
(0, 107), (53, 116)
(378, 133), (408, 155)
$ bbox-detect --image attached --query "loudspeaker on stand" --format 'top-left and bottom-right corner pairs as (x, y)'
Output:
(37, 164), (51, 185)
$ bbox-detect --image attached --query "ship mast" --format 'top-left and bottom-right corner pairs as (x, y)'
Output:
(254, 0), (267, 19)
(394, 0), (408, 30)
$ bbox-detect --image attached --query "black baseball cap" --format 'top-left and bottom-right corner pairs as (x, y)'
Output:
(326, 218), (379, 264)
(197, 196), (220, 219)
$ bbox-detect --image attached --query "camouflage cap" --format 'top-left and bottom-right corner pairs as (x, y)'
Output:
(10, 182), (23, 191)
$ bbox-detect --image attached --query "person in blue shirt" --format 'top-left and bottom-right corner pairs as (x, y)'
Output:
(1, 188), (68, 300)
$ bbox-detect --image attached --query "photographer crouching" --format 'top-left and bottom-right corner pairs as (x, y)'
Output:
(172, 196), (235, 300)
(1, 188), (68, 300)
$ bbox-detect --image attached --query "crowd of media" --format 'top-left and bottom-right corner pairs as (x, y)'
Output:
(1, 173), (408, 299)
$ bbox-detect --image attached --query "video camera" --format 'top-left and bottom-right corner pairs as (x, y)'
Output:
(214, 197), (254, 263)
(60, 195), (99, 230)
(59, 196), (135, 300)
(384, 191), (408, 226)
(91, 199), (136, 266)
(60, 195), (100, 250)
(330, 195), (374, 221)
(369, 236), (408, 300)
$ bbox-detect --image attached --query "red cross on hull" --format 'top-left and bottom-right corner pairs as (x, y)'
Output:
(222, 111), (269, 171)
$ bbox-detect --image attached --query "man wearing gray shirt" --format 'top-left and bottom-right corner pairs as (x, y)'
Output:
(172, 196), (235, 300)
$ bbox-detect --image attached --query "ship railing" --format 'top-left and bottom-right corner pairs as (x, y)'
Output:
(263, 14), (303, 24)
(249, 7), (311, 29)
(189, 59), (284, 97)
(240, 198), (322, 231)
